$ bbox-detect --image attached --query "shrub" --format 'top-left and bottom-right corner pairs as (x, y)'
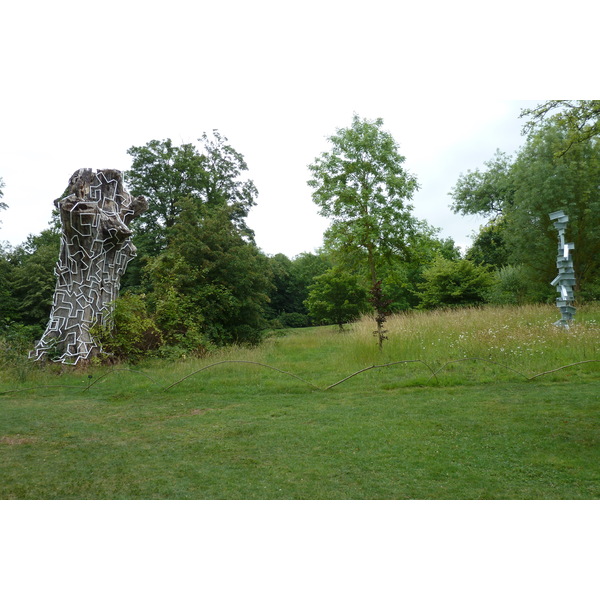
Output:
(92, 293), (163, 362)
(0, 323), (42, 381)
(417, 257), (493, 309)
(485, 264), (537, 305)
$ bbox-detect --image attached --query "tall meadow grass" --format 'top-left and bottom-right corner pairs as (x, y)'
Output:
(345, 303), (600, 382)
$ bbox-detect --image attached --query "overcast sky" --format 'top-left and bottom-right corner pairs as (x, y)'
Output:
(0, 2), (594, 259)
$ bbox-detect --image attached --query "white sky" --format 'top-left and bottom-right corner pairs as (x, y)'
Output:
(0, 1), (595, 258)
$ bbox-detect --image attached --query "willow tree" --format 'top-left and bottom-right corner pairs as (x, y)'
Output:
(308, 115), (419, 348)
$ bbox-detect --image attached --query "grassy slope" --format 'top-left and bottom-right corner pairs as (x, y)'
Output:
(1, 304), (599, 499)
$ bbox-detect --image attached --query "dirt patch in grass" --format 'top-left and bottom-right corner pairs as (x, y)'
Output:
(1, 435), (37, 446)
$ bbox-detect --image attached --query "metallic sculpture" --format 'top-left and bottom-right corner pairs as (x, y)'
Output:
(31, 169), (147, 364)
(549, 210), (576, 328)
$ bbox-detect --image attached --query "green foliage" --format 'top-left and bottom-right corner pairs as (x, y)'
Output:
(146, 200), (272, 347)
(521, 100), (600, 154)
(465, 219), (509, 268)
(308, 115), (425, 346)
(0, 245), (19, 324)
(266, 252), (331, 321)
(0, 323), (40, 382)
(92, 293), (163, 362)
(308, 114), (419, 284)
(417, 257), (493, 309)
(126, 139), (206, 255)
(508, 123), (600, 293)
(304, 268), (369, 329)
(485, 264), (541, 305)
(451, 120), (600, 300)
(3, 229), (60, 329)
(197, 130), (258, 238)
(118, 133), (268, 352)
(125, 133), (257, 261)
(450, 150), (515, 219)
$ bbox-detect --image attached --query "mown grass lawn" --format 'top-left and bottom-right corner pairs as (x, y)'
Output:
(2, 304), (599, 499)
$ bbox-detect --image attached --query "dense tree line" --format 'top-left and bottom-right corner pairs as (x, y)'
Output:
(2, 102), (600, 363)
(454, 106), (600, 303)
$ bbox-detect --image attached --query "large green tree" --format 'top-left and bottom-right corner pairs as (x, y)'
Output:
(126, 132), (257, 258)
(308, 115), (419, 347)
(125, 139), (206, 256)
(450, 121), (600, 300)
(509, 123), (600, 296)
(145, 199), (272, 347)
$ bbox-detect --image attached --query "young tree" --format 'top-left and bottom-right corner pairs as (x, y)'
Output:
(308, 115), (419, 347)
(304, 268), (369, 330)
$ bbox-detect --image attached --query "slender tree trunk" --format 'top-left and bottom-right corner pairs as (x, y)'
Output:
(31, 169), (147, 364)
(366, 246), (386, 351)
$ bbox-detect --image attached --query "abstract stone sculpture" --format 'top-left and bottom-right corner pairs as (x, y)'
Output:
(549, 210), (576, 328)
(31, 169), (147, 364)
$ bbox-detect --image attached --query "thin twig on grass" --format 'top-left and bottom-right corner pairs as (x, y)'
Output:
(325, 360), (438, 390)
(427, 357), (529, 382)
(85, 368), (162, 391)
(164, 360), (320, 391)
(527, 360), (600, 380)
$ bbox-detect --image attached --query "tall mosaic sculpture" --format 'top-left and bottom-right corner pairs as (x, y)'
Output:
(31, 169), (148, 364)
(549, 210), (576, 328)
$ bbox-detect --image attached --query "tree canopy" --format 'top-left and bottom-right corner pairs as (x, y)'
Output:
(126, 132), (257, 257)
(308, 114), (419, 286)
(521, 100), (600, 155)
